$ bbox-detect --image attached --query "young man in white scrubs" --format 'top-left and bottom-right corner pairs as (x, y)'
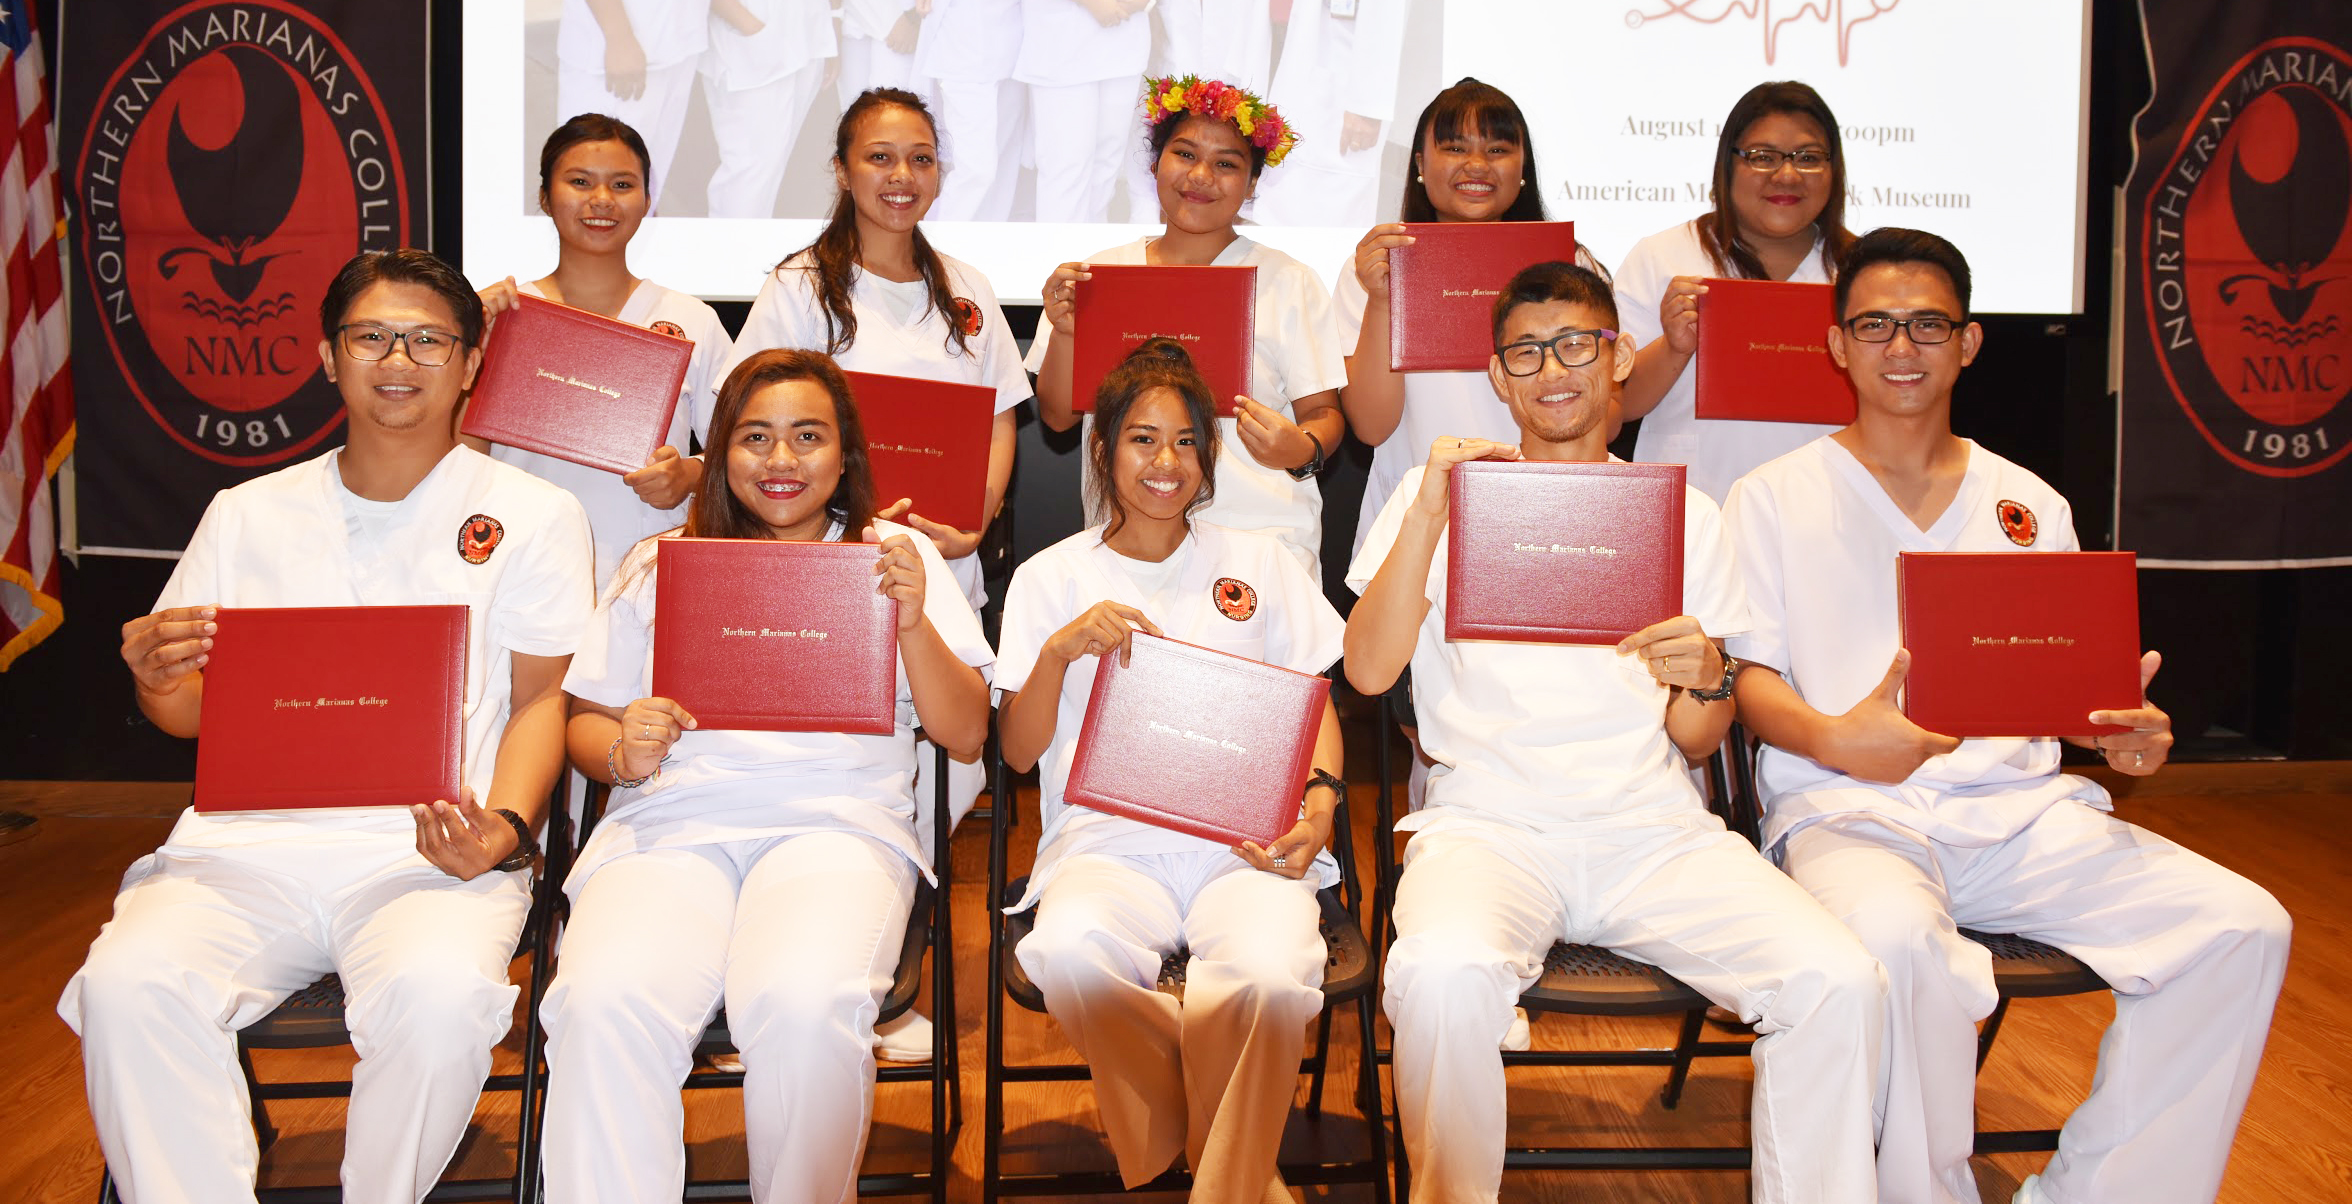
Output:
(1346, 261), (1885, 1204)
(63, 250), (595, 1204)
(1724, 227), (2292, 1204)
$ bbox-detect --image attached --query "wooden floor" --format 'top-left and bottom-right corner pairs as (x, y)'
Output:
(3, 758), (2347, 1203)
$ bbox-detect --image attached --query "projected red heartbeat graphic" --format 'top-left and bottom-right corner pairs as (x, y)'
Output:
(1627, 0), (1903, 66)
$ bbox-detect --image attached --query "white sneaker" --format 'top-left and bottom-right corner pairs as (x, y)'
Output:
(1502, 1006), (1533, 1052)
(2013, 1173), (2046, 1204)
(875, 1010), (934, 1062)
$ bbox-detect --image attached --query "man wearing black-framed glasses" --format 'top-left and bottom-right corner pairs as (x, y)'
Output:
(1725, 228), (2288, 1204)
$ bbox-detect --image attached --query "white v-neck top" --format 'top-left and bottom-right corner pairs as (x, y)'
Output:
(1724, 436), (2109, 850)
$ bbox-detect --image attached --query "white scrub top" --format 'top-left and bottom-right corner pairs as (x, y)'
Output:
(1614, 219), (1839, 504)
(154, 446), (596, 850)
(1012, 0), (1148, 87)
(1723, 436), (2109, 851)
(561, 520), (994, 892)
(702, 0), (836, 90)
(559, 0), (712, 72)
(1346, 462), (1750, 834)
(995, 521), (1346, 905)
(1026, 235), (1349, 577)
(489, 279), (731, 593)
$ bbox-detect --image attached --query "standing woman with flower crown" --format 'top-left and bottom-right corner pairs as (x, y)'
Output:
(477, 113), (733, 593)
(1031, 75), (1349, 579)
(717, 87), (1029, 614)
(1614, 80), (1859, 502)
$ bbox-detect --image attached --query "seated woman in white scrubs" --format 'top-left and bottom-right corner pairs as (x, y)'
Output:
(1614, 80), (1861, 502)
(1030, 75), (1348, 579)
(996, 339), (1348, 1203)
(475, 113), (733, 592)
(538, 348), (993, 1204)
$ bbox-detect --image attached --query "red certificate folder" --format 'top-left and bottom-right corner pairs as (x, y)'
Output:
(650, 538), (898, 734)
(193, 606), (467, 812)
(1446, 460), (1686, 645)
(1386, 220), (1580, 371)
(1065, 633), (1330, 847)
(1070, 264), (1256, 415)
(1898, 551), (2143, 738)
(1693, 278), (1856, 424)
(843, 370), (997, 535)
(462, 294), (693, 474)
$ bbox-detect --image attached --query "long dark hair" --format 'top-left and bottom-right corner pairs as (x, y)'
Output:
(538, 112), (653, 198)
(687, 349), (879, 543)
(1401, 78), (1545, 224)
(1087, 338), (1221, 542)
(788, 88), (972, 358)
(1698, 81), (1855, 280)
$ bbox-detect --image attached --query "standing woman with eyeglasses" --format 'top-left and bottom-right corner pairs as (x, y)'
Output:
(476, 114), (733, 593)
(1614, 80), (1857, 502)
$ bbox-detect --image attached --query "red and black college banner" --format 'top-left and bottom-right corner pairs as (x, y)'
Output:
(2120, 0), (2352, 568)
(59, 1), (425, 553)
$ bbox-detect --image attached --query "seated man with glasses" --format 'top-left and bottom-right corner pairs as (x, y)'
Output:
(1345, 260), (1886, 1204)
(1723, 227), (2291, 1204)
(62, 248), (595, 1203)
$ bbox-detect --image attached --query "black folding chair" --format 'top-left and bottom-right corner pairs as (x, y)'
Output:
(547, 743), (960, 1203)
(982, 751), (1389, 1202)
(96, 781), (576, 1204)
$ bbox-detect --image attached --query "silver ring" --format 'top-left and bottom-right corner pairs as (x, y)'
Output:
(643, 724), (654, 739)
(1271, 854), (1288, 868)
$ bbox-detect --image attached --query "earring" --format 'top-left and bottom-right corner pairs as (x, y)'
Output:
(1415, 173), (1424, 182)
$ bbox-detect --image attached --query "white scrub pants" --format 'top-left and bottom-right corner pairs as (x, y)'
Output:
(933, 77), (1027, 222)
(702, 60), (828, 219)
(59, 842), (533, 1204)
(1780, 802), (2292, 1204)
(1028, 78), (1140, 224)
(838, 34), (935, 111)
(557, 59), (697, 213)
(1383, 817), (1884, 1204)
(540, 831), (917, 1204)
(1016, 850), (1325, 1201)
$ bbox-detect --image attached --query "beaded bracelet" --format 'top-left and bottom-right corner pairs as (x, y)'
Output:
(608, 734), (654, 789)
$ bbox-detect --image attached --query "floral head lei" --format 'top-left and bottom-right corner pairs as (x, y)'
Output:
(1143, 74), (1299, 168)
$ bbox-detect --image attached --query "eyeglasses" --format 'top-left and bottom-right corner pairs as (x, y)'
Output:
(336, 323), (465, 366)
(1496, 328), (1617, 376)
(1733, 147), (1833, 174)
(1844, 315), (1959, 344)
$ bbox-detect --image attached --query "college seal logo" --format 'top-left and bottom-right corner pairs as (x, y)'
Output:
(459, 514), (505, 565)
(1996, 499), (2038, 547)
(650, 320), (686, 339)
(75, 2), (410, 468)
(2142, 37), (2352, 478)
(1212, 577), (1257, 621)
(951, 296), (984, 338)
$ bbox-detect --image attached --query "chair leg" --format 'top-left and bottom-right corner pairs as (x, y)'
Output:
(1357, 994), (1392, 1204)
(96, 1169), (123, 1204)
(237, 1041), (279, 1152)
(1305, 1006), (1336, 1117)
(1660, 1007), (1708, 1109)
(1977, 995), (2013, 1072)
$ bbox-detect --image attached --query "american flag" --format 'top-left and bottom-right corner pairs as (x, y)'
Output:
(0, 2), (69, 671)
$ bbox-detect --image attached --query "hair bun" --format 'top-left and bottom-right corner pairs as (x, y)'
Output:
(1123, 336), (1197, 369)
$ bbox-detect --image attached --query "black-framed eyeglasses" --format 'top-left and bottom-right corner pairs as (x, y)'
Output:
(1733, 147), (1832, 174)
(1496, 328), (1617, 376)
(1844, 315), (1960, 344)
(336, 322), (465, 366)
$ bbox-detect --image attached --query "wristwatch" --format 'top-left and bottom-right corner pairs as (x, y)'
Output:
(490, 807), (539, 873)
(1303, 768), (1348, 809)
(1690, 645), (1740, 702)
(1285, 431), (1327, 481)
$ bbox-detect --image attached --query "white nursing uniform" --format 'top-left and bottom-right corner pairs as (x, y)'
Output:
(556, 0), (711, 212)
(1129, 0), (1274, 222)
(995, 520), (1343, 1198)
(837, 0), (937, 112)
(1725, 436), (2292, 1204)
(698, 0), (835, 220)
(1013, 0), (1149, 223)
(491, 279), (730, 592)
(61, 447), (593, 1204)
(1250, 0), (1411, 228)
(1615, 219), (1838, 503)
(721, 249), (1030, 608)
(1347, 465), (1882, 1204)
(1026, 235), (1348, 577)
(540, 522), (989, 1204)
(916, 0), (1026, 222)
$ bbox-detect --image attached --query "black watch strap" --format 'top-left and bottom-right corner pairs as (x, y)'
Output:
(1690, 646), (1740, 702)
(1286, 430), (1326, 480)
(490, 807), (539, 872)
(1304, 768), (1348, 808)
